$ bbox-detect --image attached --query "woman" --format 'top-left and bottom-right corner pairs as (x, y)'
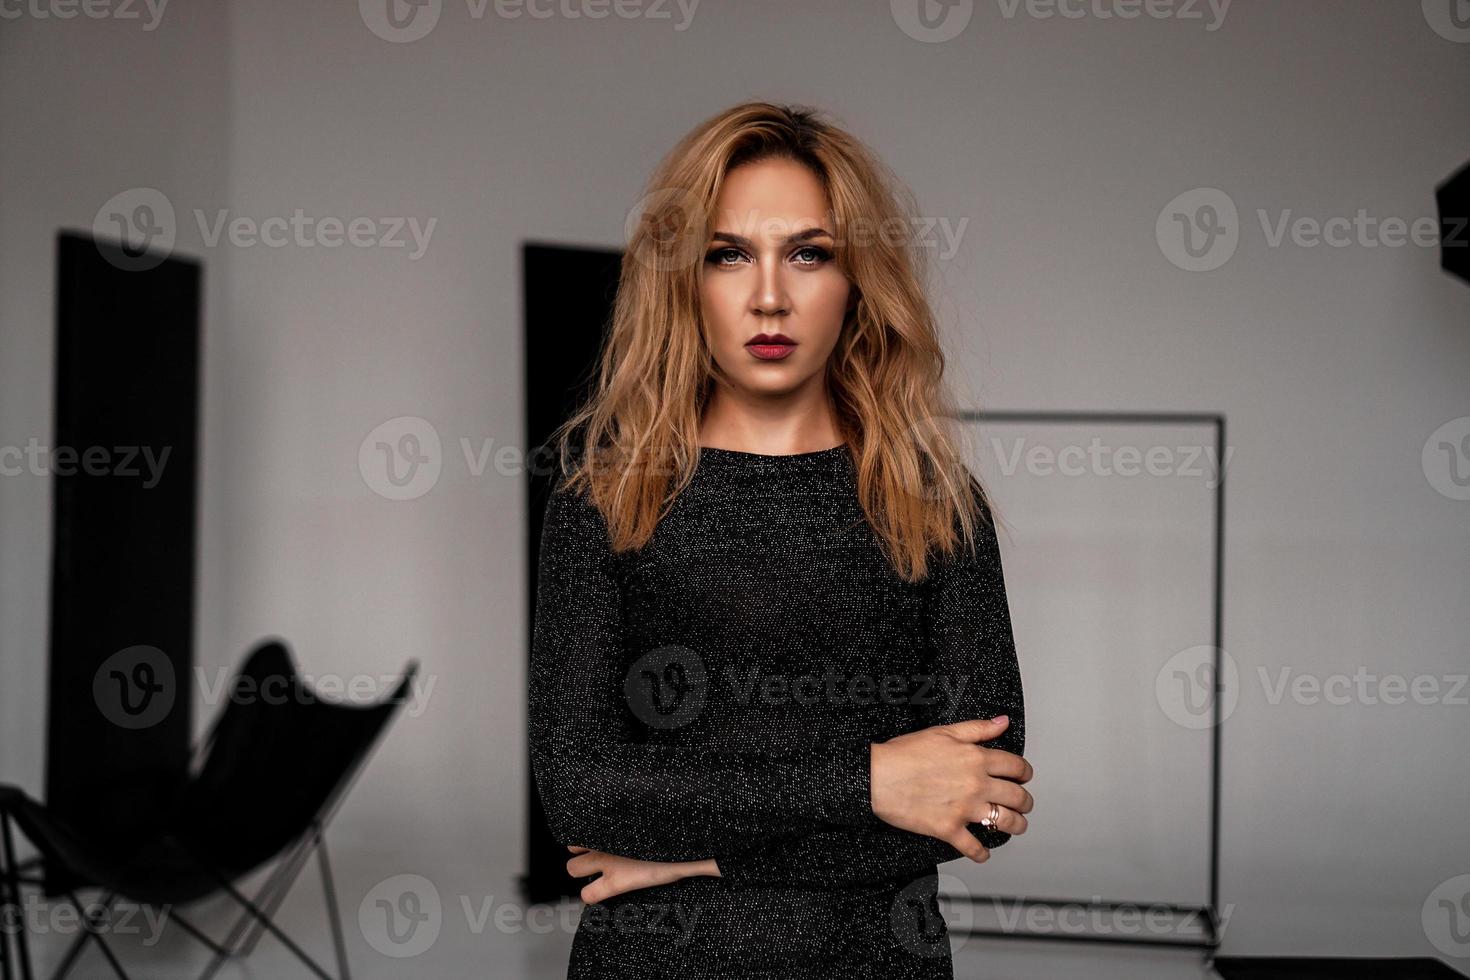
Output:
(528, 101), (1033, 979)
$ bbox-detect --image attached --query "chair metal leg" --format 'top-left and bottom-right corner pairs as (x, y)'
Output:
(1, 836), (13, 980)
(232, 831), (317, 957)
(165, 910), (231, 958)
(314, 833), (350, 980)
(44, 928), (89, 980)
(2, 890), (10, 980)
(1, 822), (13, 980)
(209, 843), (302, 962)
(46, 890), (110, 980)
(193, 825), (349, 980)
(198, 868), (336, 980)
(197, 825), (350, 980)
(53, 891), (129, 980)
(0, 813), (33, 980)
(193, 921), (232, 980)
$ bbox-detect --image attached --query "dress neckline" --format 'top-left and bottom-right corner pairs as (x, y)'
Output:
(697, 443), (849, 461)
(695, 442), (852, 475)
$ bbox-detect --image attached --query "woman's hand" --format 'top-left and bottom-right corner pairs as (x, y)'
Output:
(869, 714), (1034, 863)
(566, 846), (720, 904)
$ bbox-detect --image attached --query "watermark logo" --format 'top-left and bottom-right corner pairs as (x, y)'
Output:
(1423, 874), (1470, 958)
(891, 0), (974, 43)
(1157, 648), (1465, 721)
(1257, 666), (1466, 708)
(1157, 187), (1238, 272)
(1159, 187), (1461, 271)
(93, 645), (176, 730)
(94, 658), (430, 731)
(892, 872), (974, 957)
(361, 0), (442, 42)
(357, 427), (699, 498)
(354, 880), (699, 950)
(93, 187), (177, 272)
(360, 874), (442, 957)
(624, 186), (706, 274)
(1422, 0), (1470, 43)
(195, 209), (435, 259)
(1156, 645), (1238, 729)
(1422, 417), (1470, 501)
(624, 645), (708, 730)
(360, 416), (443, 500)
(192, 665), (435, 719)
(626, 197), (969, 274)
(93, 188), (437, 270)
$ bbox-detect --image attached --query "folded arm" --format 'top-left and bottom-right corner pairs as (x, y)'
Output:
(529, 483), (886, 864)
(712, 481), (1026, 888)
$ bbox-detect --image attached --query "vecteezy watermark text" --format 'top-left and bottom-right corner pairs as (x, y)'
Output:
(93, 188), (437, 271)
(194, 209), (435, 259)
(989, 435), (1232, 489)
(359, 0), (701, 43)
(0, 894), (171, 947)
(0, 439), (170, 487)
(357, 875), (703, 958)
(0, 0), (168, 30)
(725, 665), (970, 710)
(92, 644), (437, 731)
(1157, 187), (1465, 272)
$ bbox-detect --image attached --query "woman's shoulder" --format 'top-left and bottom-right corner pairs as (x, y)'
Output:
(541, 476), (612, 543)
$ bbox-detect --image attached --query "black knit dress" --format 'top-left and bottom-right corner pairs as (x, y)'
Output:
(529, 443), (1025, 979)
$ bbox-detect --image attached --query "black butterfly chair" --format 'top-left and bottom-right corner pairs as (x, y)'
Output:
(0, 639), (419, 980)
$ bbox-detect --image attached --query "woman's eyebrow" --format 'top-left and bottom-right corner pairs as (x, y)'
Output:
(709, 227), (835, 247)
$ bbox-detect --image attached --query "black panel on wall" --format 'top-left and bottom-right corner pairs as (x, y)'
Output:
(520, 242), (622, 904)
(44, 232), (201, 893)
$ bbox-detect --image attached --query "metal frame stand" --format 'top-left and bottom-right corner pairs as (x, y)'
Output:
(941, 410), (1228, 954)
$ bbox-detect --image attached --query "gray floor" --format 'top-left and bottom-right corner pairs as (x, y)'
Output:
(20, 928), (1222, 980)
(14, 883), (1224, 979)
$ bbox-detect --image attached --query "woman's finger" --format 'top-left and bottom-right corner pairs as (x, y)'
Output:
(567, 845), (589, 854)
(566, 852), (602, 878)
(981, 749), (1034, 784)
(947, 828), (990, 863)
(581, 871), (630, 905)
(983, 778), (1034, 815)
(981, 804), (1028, 836)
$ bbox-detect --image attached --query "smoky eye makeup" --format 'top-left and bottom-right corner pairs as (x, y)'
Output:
(703, 243), (834, 267)
(705, 246), (744, 266)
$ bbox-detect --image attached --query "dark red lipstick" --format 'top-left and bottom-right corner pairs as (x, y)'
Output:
(745, 332), (798, 361)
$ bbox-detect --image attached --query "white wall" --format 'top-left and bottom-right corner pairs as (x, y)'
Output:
(2, 0), (1467, 963)
(0, 0), (232, 802)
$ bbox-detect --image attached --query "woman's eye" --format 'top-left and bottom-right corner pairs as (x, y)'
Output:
(705, 245), (830, 267)
(707, 247), (744, 266)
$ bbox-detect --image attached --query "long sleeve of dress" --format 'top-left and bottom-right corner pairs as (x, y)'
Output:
(528, 483), (887, 864)
(714, 490), (1026, 888)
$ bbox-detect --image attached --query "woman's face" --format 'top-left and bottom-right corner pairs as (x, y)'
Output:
(699, 157), (854, 399)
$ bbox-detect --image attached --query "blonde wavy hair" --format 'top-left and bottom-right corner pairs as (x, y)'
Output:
(546, 100), (997, 582)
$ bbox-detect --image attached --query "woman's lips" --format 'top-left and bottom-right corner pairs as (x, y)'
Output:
(746, 343), (797, 360)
